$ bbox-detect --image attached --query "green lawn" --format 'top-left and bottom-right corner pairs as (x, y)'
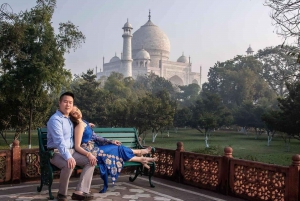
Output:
(1, 128), (299, 166)
(142, 128), (300, 166)
(0, 130), (39, 149)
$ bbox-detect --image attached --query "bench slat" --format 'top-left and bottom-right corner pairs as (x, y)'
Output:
(93, 128), (136, 133)
(94, 133), (136, 138)
(119, 142), (137, 148)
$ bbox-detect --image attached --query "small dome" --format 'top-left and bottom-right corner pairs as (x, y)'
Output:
(246, 45), (254, 52)
(177, 53), (188, 63)
(135, 49), (150, 60)
(123, 19), (133, 29)
(110, 54), (120, 63)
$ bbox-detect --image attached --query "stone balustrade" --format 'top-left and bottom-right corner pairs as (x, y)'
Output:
(1, 140), (300, 201)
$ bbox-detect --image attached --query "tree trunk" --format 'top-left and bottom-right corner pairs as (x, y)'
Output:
(152, 132), (158, 142)
(267, 131), (272, 146)
(204, 129), (209, 148)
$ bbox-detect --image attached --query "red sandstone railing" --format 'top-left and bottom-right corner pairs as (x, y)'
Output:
(1, 140), (300, 201)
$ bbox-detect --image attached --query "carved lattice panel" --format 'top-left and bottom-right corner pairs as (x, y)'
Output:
(22, 149), (40, 178)
(232, 164), (286, 201)
(24, 152), (40, 178)
(182, 153), (221, 189)
(0, 156), (6, 180)
(154, 150), (174, 177)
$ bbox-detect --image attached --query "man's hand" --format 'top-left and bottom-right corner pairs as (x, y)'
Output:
(89, 123), (95, 128)
(113, 140), (122, 146)
(67, 157), (76, 169)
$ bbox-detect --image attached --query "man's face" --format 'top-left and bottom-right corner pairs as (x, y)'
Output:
(59, 95), (74, 116)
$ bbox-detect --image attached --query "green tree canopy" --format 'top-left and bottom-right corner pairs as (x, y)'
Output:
(0, 0), (85, 143)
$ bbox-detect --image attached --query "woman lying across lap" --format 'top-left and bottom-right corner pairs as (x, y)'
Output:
(69, 106), (157, 193)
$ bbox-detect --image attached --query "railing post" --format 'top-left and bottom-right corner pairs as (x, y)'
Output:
(174, 142), (184, 182)
(12, 140), (21, 183)
(220, 146), (232, 195)
(287, 154), (300, 201)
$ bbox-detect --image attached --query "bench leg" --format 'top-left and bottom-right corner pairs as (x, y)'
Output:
(36, 178), (43, 192)
(129, 166), (141, 182)
(48, 183), (54, 200)
(148, 163), (155, 188)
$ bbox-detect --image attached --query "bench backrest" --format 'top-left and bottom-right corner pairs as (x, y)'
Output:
(37, 127), (141, 150)
(37, 127), (48, 152)
(93, 127), (142, 149)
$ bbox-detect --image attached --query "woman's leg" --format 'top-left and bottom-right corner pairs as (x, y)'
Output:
(129, 156), (158, 169)
(131, 146), (152, 156)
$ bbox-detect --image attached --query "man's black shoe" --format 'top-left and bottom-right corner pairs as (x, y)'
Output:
(71, 193), (93, 200)
(57, 193), (68, 201)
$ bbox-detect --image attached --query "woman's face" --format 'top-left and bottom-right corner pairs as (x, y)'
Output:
(70, 106), (82, 120)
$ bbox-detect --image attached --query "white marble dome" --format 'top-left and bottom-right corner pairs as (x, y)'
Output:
(177, 53), (188, 63)
(110, 54), (120, 63)
(132, 20), (170, 59)
(135, 49), (150, 60)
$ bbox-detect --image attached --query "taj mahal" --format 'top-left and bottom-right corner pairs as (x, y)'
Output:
(96, 11), (201, 86)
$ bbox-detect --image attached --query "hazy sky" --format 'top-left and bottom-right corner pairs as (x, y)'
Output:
(3, 0), (283, 83)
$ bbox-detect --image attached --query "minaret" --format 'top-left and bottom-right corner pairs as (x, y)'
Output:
(188, 55), (191, 85)
(246, 45), (254, 56)
(121, 19), (133, 77)
(200, 66), (202, 89)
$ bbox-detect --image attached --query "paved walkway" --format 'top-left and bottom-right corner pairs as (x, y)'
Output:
(0, 175), (246, 201)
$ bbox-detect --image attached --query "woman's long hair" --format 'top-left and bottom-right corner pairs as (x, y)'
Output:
(69, 106), (80, 127)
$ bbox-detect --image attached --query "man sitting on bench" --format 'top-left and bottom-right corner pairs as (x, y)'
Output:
(47, 92), (94, 201)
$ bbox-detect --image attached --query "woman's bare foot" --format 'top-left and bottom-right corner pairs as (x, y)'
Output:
(142, 157), (158, 169)
(137, 146), (152, 157)
(146, 157), (158, 163)
(141, 157), (158, 169)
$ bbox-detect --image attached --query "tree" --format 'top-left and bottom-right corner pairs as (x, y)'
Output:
(234, 101), (267, 139)
(265, 0), (300, 63)
(203, 55), (277, 109)
(262, 81), (300, 150)
(261, 110), (278, 146)
(134, 73), (178, 100)
(72, 69), (102, 123)
(189, 92), (233, 148)
(256, 45), (300, 96)
(177, 83), (200, 107)
(0, 0), (85, 146)
(104, 72), (133, 99)
(174, 107), (192, 128)
(150, 90), (176, 141)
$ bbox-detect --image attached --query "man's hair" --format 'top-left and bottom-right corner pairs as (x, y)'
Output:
(59, 91), (74, 101)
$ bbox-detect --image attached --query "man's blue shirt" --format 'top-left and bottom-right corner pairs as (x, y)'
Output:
(47, 110), (74, 160)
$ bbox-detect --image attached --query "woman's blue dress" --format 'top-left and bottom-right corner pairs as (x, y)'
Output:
(80, 120), (135, 193)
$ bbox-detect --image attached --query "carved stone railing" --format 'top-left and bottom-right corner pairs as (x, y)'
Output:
(180, 151), (222, 191)
(1, 140), (300, 201)
(154, 147), (176, 179)
(0, 149), (11, 183)
(21, 148), (40, 179)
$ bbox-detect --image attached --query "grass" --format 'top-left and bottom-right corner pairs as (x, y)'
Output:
(1, 128), (299, 166)
(142, 128), (300, 166)
(0, 130), (39, 149)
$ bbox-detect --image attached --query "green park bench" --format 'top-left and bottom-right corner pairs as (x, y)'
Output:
(37, 127), (156, 200)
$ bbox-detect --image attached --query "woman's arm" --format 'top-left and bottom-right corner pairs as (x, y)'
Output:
(74, 123), (97, 165)
(91, 133), (121, 146)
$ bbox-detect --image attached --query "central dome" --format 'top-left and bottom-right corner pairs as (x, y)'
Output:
(132, 20), (170, 60)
